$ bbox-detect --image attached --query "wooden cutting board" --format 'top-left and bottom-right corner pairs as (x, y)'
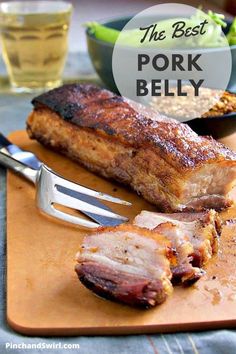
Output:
(7, 130), (236, 336)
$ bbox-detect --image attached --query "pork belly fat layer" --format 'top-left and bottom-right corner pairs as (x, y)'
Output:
(152, 222), (205, 285)
(27, 84), (236, 212)
(134, 210), (221, 268)
(75, 224), (173, 308)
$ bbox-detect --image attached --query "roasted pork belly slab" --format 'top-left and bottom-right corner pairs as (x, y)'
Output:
(75, 224), (173, 308)
(27, 84), (236, 212)
(134, 210), (221, 284)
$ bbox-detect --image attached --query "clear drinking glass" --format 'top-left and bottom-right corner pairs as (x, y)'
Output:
(0, 1), (72, 92)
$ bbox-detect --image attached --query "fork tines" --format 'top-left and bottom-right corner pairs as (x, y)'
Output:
(39, 165), (130, 228)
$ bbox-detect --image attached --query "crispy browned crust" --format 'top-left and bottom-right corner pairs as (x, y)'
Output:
(31, 84), (236, 168)
(27, 84), (236, 212)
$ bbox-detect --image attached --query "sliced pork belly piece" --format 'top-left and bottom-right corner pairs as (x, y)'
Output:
(27, 84), (236, 213)
(152, 222), (204, 284)
(75, 224), (173, 308)
(134, 210), (221, 284)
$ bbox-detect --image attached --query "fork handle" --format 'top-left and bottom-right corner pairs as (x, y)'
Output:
(0, 150), (38, 184)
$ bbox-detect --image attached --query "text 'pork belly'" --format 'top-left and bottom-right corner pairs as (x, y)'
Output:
(27, 84), (236, 212)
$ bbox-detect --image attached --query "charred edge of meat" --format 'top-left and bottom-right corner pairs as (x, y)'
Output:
(31, 83), (115, 118)
(75, 262), (169, 309)
(31, 84), (236, 167)
(152, 222), (205, 283)
(171, 264), (205, 286)
(168, 252), (205, 285)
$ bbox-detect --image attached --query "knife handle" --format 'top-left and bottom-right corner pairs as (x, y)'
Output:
(0, 132), (11, 148)
(0, 150), (37, 184)
(0, 132), (22, 155)
(0, 132), (41, 170)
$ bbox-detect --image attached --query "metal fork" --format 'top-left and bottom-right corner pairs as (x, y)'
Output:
(0, 151), (131, 228)
(0, 133), (128, 226)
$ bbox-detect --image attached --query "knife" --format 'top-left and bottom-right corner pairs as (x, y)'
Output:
(0, 132), (122, 226)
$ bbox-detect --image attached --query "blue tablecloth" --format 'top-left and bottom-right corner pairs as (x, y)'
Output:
(0, 53), (235, 354)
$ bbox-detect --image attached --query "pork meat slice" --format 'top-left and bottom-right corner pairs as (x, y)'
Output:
(75, 224), (173, 308)
(134, 210), (221, 284)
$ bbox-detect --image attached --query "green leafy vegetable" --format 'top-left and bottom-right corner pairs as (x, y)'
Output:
(85, 22), (119, 44)
(207, 10), (227, 28)
(227, 18), (236, 45)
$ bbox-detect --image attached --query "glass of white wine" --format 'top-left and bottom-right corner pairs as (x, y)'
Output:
(0, 1), (72, 92)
